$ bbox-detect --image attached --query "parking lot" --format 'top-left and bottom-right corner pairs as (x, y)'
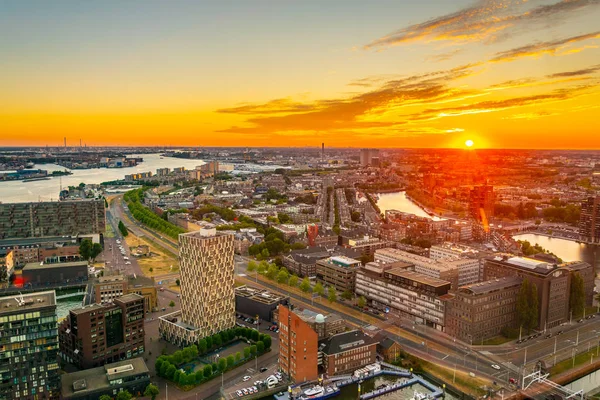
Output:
(223, 362), (283, 399)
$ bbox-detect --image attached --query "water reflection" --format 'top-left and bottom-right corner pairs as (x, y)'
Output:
(376, 192), (444, 221)
(512, 233), (598, 269)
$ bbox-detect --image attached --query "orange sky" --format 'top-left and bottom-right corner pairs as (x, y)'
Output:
(1, 1), (600, 148)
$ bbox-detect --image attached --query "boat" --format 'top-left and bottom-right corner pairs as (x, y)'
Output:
(410, 390), (430, 400)
(21, 177), (51, 182)
(304, 386), (324, 397)
(25, 162), (35, 168)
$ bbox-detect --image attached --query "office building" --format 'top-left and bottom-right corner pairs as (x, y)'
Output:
(278, 305), (319, 383)
(469, 185), (494, 223)
(579, 196), (600, 244)
(235, 285), (289, 322)
(0, 199), (105, 240)
(319, 330), (378, 376)
(59, 294), (145, 369)
(94, 274), (158, 312)
(159, 228), (235, 346)
(484, 256), (576, 329)
(0, 291), (60, 399)
(156, 167), (170, 177)
(22, 260), (88, 287)
(291, 308), (346, 339)
(359, 148), (380, 167)
(445, 276), (522, 342)
(61, 358), (150, 400)
(356, 263), (450, 330)
(315, 256), (361, 293)
(6, 244), (80, 270)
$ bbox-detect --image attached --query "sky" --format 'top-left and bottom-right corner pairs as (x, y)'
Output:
(1, 0), (600, 149)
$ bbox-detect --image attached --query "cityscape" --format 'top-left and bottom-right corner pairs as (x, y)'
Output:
(1, 2), (600, 400)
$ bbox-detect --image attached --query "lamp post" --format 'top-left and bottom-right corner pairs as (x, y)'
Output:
(572, 348), (577, 369)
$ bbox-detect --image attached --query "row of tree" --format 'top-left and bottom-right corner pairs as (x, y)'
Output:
(156, 328), (271, 388)
(98, 383), (159, 400)
(516, 279), (539, 333)
(117, 220), (128, 237)
(123, 188), (186, 239)
(79, 239), (103, 263)
(247, 261), (367, 307)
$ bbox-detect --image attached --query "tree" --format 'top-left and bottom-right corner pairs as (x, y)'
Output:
(257, 340), (265, 353)
(251, 329), (259, 342)
(160, 362), (170, 377)
(213, 334), (222, 347)
(99, 396), (112, 400)
(529, 283), (539, 331)
(90, 243), (103, 262)
(176, 279), (181, 286)
(79, 239), (92, 261)
(244, 347), (251, 358)
(204, 364), (213, 378)
(267, 264), (279, 280)
(227, 355), (235, 368)
(314, 282), (325, 296)
(257, 261), (268, 274)
(250, 345), (257, 355)
(570, 272), (585, 317)
(198, 338), (208, 354)
(247, 260), (258, 272)
(173, 370), (182, 385)
(166, 364), (176, 379)
(262, 334), (272, 349)
(169, 301), (175, 308)
(205, 335), (213, 349)
(261, 248), (270, 259)
(195, 370), (204, 382)
(357, 296), (367, 309)
(300, 277), (312, 293)
(277, 269), (289, 284)
(517, 280), (530, 331)
(235, 351), (242, 362)
(116, 390), (132, 400)
(155, 357), (165, 374)
(218, 357), (227, 371)
(118, 220), (129, 236)
(288, 274), (299, 287)
(328, 286), (337, 303)
(341, 290), (353, 300)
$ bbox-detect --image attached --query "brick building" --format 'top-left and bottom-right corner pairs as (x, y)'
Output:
(278, 305), (319, 383)
(319, 330), (378, 376)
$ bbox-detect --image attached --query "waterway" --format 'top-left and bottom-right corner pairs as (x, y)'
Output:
(56, 295), (85, 321)
(376, 192), (444, 221)
(564, 367), (600, 395)
(512, 233), (598, 269)
(335, 375), (458, 400)
(0, 154), (207, 203)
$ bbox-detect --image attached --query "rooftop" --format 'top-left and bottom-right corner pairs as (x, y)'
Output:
(319, 330), (378, 355)
(115, 293), (145, 304)
(22, 260), (88, 271)
(69, 303), (105, 315)
(459, 276), (523, 295)
(488, 255), (557, 274)
(0, 290), (56, 314)
(385, 267), (451, 288)
(61, 357), (149, 397)
(295, 308), (342, 324)
(318, 256), (361, 268)
(235, 285), (288, 305)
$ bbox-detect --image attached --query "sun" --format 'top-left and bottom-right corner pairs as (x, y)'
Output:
(465, 139), (474, 148)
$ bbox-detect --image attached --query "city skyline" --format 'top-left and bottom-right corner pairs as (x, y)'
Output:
(2, 0), (600, 148)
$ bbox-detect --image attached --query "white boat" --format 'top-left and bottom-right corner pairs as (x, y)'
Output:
(304, 386), (324, 397)
(411, 390), (429, 400)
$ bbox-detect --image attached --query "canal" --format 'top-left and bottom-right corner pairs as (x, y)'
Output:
(512, 233), (599, 269)
(56, 294), (85, 321)
(376, 192), (445, 221)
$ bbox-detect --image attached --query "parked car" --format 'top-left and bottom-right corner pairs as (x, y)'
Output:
(236, 390), (243, 397)
(243, 376), (251, 382)
(260, 367), (268, 372)
(242, 388), (248, 395)
(491, 364), (501, 370)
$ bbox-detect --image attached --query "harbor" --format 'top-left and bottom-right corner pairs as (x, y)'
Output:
(274, 363), (447, 400)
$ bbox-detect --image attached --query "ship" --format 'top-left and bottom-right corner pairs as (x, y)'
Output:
(304, 386), (324, 397)
(25, 162), (35, 169)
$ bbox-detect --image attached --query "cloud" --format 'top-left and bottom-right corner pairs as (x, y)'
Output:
(503, 111), (560, 119)
(217, 64), (482, 136)
(490, 31), (600, 62)
(365, 0), (600, 49)
(426, 49), (464, 62)
(547, 64), (600, 78)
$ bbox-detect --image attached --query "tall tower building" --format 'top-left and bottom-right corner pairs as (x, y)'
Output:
(159, 228), (235, 346)
(579, 196), (600, 244)
(469, 185), (495, 223)
(278, 305), (318, 383)
(0, 291), (60, 399)
(360, 148), (380, 167)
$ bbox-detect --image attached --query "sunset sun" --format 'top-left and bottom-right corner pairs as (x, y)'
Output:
(465, 139), (474, 148)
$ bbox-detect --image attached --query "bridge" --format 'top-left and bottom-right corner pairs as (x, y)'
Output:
(523, 369), (584, 400)
(56, 291), (86, 300)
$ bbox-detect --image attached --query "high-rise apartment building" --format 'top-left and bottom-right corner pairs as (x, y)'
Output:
(469, 185), (494, 223)
(0, 200), (105, 240)
(359, 148), (380, 167)
(278, 305), (319, 384)
(579, 196), (600, 244)
(59, 294), (145, 369)
(0, 291), (60, 399)
(159, 228), (235, 346)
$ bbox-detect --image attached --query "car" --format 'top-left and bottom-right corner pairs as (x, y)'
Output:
(177, 294), (180, 298)
(243, 376), (251, 382)
(249, 387), (256, 394)
(242, 388), (248, 395)
(254, 380), (262, 386)
(275, 372), (282, 378)
(516, 339), (523, 344)
(236, 390), (243, 397)
(161, 307), (166, 311)
(260, 367), (268, 372)
(491, 364), (501, 370)
(578, 319), (584, 323)
(509, 378), (517, 384)
(252, 386), (258, 392)
(275, 329), (279, 333)
(125, 261), (131, 265)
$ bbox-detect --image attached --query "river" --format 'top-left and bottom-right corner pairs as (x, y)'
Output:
(512, 233), (599, 269)
(376, 192), (444, 221)
(0, 154), (206, 203)
(564, 368), (600, 395)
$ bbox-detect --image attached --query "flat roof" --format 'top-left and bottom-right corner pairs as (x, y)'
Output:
(61, 357), (149, 397)
(235, 285), (287, 304)
(487, 256), (556, 275)
(386, 267), (450, 288)
(22, 260), (88, 271)
(459, 276), (523, 295)
(115, 293), (144, 303)
(0, 236), (77, 248)
(0, 290), (56, 315)
(70, 303), (105, 315)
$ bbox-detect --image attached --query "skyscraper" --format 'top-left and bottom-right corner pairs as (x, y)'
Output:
(359, 148), (380, 167)
(579, 196), (600, 244)
(0, 291), (60, 399)
(468, 185), (495, 223)
(159, 228), (235, 346)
